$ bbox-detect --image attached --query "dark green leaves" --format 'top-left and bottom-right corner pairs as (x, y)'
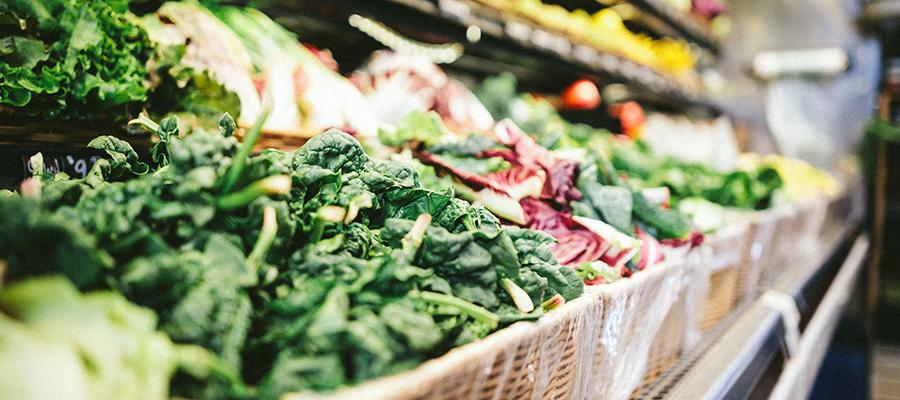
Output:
(0, 197), (109, 289)
(631, 191), (692, 239)
(2, 121), (583, 399)
(579, 182), (632, 233)
(87, 135), (150, 177)
(294, 129), (369, 173)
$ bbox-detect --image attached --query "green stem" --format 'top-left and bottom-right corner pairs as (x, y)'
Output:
(308, 206), (346, 244)
(540, 294), (565, 312)
(248, 206), (278, 270)
(222, 108), (271, 194)
(127, 113), (160, 134)
(417, 291), (499, 329)
(401, 214), (431, 261)
(218, 175), (291, 210)
(153, 165), (169, 177)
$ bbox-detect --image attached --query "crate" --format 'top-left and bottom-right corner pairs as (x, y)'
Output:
(289, 262), (689, 400)
(758, 206), (800, 285)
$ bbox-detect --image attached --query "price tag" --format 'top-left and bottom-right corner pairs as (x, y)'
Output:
(21, 153), (100, 179)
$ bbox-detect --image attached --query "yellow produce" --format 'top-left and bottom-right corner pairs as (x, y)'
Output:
(488, 1), (696, 77)
(739, 154), (842, 202)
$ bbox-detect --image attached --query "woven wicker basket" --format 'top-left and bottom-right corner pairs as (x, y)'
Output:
(698, 223), (751, 332)
(637, 285), (688, 393)
(286, 260), (689, 400)
(757, 206), (799, 285)
(798, 198), (829, 247)
(289, 292), (604, 400)
(734, 212), (777, 301)
(235, 128), (321, 151)
(588, 259), (686, 400)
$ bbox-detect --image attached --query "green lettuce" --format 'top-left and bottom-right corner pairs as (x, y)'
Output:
(0, 0), (150, 120)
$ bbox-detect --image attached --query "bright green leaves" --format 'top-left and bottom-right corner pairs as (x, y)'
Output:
(0, 0), (151, 120)
(378, 111), (449, 147)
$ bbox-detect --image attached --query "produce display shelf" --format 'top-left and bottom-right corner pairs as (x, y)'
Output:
(639, 222), (867, 399)
(0, 122), (153, 189)
(545, 0), (721, 55)
(272, 0), (722, 114)
(627, 0), (721, 55)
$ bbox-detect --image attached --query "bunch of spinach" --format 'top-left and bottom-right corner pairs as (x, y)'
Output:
(0, 112), (581, 398)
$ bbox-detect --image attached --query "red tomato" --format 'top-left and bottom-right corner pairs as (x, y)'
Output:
(609, 101), (645, 138)
(561, 79), (601, 110)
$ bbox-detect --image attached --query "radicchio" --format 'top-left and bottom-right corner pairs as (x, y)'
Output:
(491, 121), (581, 206)
(520, 198), (610, 265)
(635, 226), (665, 270)
(353, 51), (495, 133)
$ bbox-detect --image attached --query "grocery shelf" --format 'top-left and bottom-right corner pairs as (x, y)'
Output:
(627, 0), (721, 55)
(269, 0), (722, 114)
(498, 0), (721, 56)
(0, 120), (153, 189)
(640, 224), (868, 399)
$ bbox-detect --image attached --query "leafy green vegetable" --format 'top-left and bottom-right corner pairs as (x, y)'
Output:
(578, 182), (633, 233)
(379, 111), (451, 147)
(0, 277), (233, 400)
(0, 115), (580, 398)
(0, 0), (151, 120)
(631, 190), (692, 239)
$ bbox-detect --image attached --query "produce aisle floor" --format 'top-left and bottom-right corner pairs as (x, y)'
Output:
(872, 345), (900, 400)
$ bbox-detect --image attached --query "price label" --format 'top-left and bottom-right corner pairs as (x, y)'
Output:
(21, 153), (100, 179)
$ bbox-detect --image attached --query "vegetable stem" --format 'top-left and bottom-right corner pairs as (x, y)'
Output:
(127, 113), (160, 134)
(501, 278), (535, 313)
(218, 175), (291, 210)
(401, 214), (431, 261)
(344, 193), (373, 224)
(222, 108), (271, 194)
(416, 290), (499, 329)
(540, 294), (565, 312)
(248, 206), (278, 270)
(309, 206), (347, 244)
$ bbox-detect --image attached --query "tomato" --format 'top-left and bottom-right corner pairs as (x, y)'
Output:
(609, 101), (645, 138)
(561, 79), (601, 110)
